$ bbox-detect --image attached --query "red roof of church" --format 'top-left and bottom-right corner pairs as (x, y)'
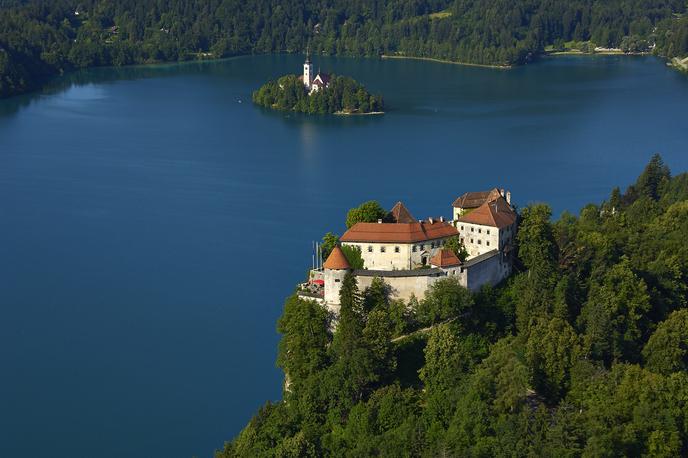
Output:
(458, 196), (516, 228)
(323, 245), (351, 270)
(430, 249), (462, 267)
(452, 188), (502, 209)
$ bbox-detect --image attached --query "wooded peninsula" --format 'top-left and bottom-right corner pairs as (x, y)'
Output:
(217, 155), (688, 457)
(1, 0), (687, 98)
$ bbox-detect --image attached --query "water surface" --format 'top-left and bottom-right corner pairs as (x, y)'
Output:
(1, 54), (687, 458)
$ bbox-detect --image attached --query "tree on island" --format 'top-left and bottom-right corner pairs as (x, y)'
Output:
(252, 74), (384, 115)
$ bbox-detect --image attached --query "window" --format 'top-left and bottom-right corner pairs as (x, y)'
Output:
(470, 238), (474, 243)
(380, 246), (386, 253)
(368, 246), (373, 253)
(335, 279), (340, 283)
(471, 227), (474, 232)
(478, 239), (482, 245)
(430, 242), (435, 248)
(461, 225), (464, 230)
(412, 245), (417, 252)
(487, 241), (490, 246)
(461, 238), (464, 243)
(420, 244), (425, 250)
(478, 228), (482, 233)
(487, 229), (491, 235)
(394, 246), (400, 253)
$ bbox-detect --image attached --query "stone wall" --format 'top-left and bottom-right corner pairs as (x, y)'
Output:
(355, 269), (445, 302)
(462, 250), (509, 291)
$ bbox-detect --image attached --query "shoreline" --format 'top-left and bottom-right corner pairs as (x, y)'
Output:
(546, 50), (650, 57)
(334, 111), (385, 116)
(380, 54), (511, 70)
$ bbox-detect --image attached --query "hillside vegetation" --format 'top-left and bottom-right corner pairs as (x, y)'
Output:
(1, 0), (688, 98)
(218, 154), (688, 457)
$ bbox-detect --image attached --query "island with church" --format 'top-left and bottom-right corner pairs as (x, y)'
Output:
(252, 55), (384, 115)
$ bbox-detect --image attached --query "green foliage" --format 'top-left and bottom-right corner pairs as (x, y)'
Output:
(340, 244), (364, 269)
(225, 154), (688, 457)
(345, 200), (386, 228)
(276, 295), (330, 387)
(2, 0), (687, 98)
(579, 257), (651, 364)
(416, 277), (473, 325)
(525, 317), (582, 401)
(320, 232), (339, 261)
(252, 74), (383, 114)
(444, 235), (469, 261)
(643, 309), (688, 375)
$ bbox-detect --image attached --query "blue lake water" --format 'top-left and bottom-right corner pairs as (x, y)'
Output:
(0, 54), (687, 457)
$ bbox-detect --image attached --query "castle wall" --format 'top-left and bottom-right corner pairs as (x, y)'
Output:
(463, 250), (509, 291)
(454, 221), (516, 258)
(342, 238), (453, 271)
(355, 272), (442, 302)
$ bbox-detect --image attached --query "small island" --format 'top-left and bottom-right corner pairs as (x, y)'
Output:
(252, 56), (384, 115)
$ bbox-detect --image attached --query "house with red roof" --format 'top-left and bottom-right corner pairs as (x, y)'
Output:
(454, 191), (517, 260)
(340, 202), (458, 270)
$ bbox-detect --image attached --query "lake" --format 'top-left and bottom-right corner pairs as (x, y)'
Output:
(0, 54), (687, 458)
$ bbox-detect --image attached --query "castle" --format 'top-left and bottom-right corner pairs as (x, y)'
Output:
(298, 56), (330, 94)
(301, 189), (518, 315)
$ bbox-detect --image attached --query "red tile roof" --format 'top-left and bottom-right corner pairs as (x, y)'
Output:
(452, 188), (502, 209)
(340, 220), (458, 243)
(323, 245), (351, 270)
(385, 201), (416, 223)
(458, 196), (516, 228)
(430, 249), (461, 267)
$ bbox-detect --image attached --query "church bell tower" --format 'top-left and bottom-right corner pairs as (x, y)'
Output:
(303, 55), (313, 89)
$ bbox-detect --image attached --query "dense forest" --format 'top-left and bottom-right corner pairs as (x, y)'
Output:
(1, 0), (687, 98)
(253, 74), (384, 114)
(217, 154), (688, 457)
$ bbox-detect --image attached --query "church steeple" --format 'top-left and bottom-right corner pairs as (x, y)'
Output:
(303, 47), (313, 89)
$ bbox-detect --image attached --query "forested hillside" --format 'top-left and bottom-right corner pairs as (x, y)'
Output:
(1, 0), (687, 98)
(218, 154), (688, 456)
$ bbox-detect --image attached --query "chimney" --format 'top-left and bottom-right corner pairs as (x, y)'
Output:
(439, 216), (444, 222)
(428, 217), (434, 224)
(377, 218), (383, 224)
(506, 191), (511, 205)
(500, 188), (505, 198)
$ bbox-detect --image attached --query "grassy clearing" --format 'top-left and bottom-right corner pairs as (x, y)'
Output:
(429, 9), (452, 19)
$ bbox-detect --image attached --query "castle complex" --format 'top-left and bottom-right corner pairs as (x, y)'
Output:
(302, 188), (518, 315)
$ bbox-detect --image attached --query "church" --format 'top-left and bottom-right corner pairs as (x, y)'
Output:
(298, 56), (331, 94)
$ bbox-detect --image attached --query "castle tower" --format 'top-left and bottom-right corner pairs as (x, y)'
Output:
(303, 56), (313, 89)
(323, 245), (351, 315)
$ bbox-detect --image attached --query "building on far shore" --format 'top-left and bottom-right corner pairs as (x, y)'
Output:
(302, 192), (519, 314)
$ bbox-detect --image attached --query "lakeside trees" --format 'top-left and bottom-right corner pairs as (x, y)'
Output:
(252, 74), (384, 114)
(2, 0), (687, 98)
(218, 154), (688, 456)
